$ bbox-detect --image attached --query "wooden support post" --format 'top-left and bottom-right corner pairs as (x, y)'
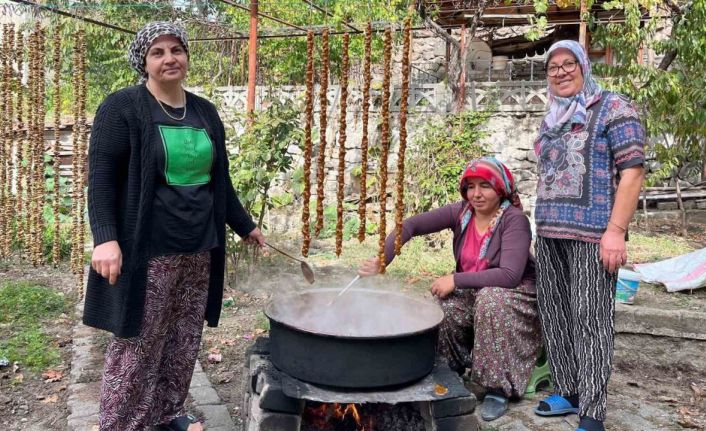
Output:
(605, 44), (613, 66)
(579, 0), (588, 51)
(676, 179), (687, 237)
(458, 24), (466, 113)
(246, 0), (258, 116)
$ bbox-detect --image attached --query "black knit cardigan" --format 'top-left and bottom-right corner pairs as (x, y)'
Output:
(83, 84), (256, 338)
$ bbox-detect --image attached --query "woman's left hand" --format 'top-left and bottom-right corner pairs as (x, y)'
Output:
(244, 227), (265, 247)
(600, 228), (627, 273)
(431, 275), (456, 299)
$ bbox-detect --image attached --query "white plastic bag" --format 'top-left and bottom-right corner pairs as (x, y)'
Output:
(634, 247), (706, 292)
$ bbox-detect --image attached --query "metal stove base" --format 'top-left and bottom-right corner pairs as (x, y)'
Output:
(241, 337), (478, 431)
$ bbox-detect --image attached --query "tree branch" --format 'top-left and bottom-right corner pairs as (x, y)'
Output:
(656, 0), (694, 71)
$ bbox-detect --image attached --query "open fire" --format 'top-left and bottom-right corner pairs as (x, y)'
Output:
(301, 402), (426, 431)
(303, 403), (373, 431)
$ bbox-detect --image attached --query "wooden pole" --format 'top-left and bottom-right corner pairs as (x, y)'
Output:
(458, 24), (466, 113)
(246, 0), (258, 116)
(676, 179), (687, 237)
(579, 0), (588, 51)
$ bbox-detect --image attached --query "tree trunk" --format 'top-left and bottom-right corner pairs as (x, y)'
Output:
(675, 179), (688, 237)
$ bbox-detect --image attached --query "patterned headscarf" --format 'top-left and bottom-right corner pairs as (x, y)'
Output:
(457, 157), (521, 268)
(459, 156), (521, 209)
(128, 21), (189, 81)
(535, 40), (603, 154)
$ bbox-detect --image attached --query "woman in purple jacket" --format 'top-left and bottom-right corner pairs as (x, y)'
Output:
(359, 156), (541, 421)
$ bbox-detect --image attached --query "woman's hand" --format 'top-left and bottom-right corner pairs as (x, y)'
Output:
(244, 227), (265, 247)
(600, 227), (627, 274)
(358, 257), (381, 277)
(431, 275), (456, 299)
(91, 241), (122, 285)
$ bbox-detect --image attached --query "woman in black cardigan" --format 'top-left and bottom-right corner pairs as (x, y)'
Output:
(85, 22), (263, 431)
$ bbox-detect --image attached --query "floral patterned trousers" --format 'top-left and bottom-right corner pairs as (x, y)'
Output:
(98, 251), (211, 431)
(438, 281), (541, 398)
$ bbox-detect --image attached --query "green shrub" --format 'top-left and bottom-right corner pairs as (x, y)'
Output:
(406, 111), (491, 213)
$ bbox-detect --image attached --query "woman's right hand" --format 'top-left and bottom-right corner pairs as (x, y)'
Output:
(358, 257), (382, 277)
(91, 241), (123, 285)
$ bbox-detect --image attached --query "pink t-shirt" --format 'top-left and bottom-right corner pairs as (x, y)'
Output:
(459, 219), (490, 273)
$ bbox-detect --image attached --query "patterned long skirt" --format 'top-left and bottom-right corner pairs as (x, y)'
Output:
(98, 251), (211, 431)
(437, 281), (541, 398)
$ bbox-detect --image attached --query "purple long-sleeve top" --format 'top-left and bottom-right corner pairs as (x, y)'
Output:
(384, 202), (535, 289)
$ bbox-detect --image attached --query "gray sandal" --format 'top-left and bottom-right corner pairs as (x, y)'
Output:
(159, 414), (200, 431)
(480, 394), (509, 421)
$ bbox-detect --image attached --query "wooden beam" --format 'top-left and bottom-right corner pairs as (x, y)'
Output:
(579, 0), (588, 50)
(458, 24), (467, 113)
(247, 0), (258, 116)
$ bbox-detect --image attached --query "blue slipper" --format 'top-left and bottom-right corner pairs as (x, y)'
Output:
(533, 394), (579, 416)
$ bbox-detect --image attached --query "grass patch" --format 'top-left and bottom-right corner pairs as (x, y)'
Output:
(308, 234), (455, 291)
(0, 281), (66, 325)
(628, 233), (696, 264)
(1, 327), (61, 370)
(255, 311), (270, 332)
(0, 281), (67, 371)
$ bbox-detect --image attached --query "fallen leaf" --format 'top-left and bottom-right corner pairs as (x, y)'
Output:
(219, 338), (237, 346)
(207, 353), (223, 364)
(254, 328), (266, 335)
(434, 384), (448, 396)
(42, 370), (64, 382)
(41, 395), (59, 404)
(14, 373), (24, 383)
(217, 371), (234, 383)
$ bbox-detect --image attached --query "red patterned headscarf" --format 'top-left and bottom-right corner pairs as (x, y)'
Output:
(459, 156), (522, 209)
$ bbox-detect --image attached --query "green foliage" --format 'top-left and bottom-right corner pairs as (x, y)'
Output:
(314, 202), (361, 240)
(591, 0), (706, 183)
(405, 110), (491, 213)
(27, 1), (414, 113)
(227, 98), (303, 225)
(0, 282), (67, 371)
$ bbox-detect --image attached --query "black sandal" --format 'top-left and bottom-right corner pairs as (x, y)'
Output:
(159, 414), (200, 431)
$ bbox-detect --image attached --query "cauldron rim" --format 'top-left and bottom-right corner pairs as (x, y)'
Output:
(264, 287), (444, 339)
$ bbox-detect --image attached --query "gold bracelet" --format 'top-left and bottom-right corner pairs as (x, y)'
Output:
(608, 220), (627, 232)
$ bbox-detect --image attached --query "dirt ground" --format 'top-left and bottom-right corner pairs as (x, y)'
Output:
(198, 258), (706, 431)
(199, 215), (706, 430)
(0, 258), (78, 431)
(1, 218), (705, 430)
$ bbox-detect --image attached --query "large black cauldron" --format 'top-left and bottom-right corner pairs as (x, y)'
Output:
(264, 288), (444, 388)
